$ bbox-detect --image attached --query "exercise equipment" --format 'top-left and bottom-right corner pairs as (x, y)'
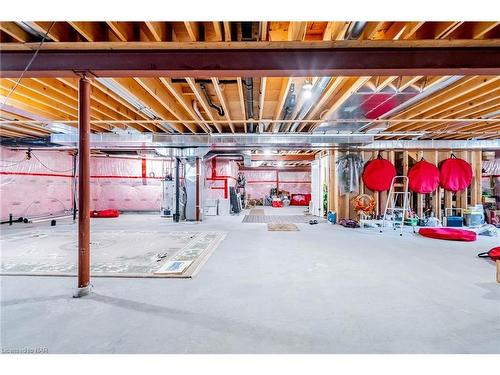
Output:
(439, 154), (473, 192)
(362, 154), (396, 192)
(418, 227), (477, 241)
(407, 158), (440, 193)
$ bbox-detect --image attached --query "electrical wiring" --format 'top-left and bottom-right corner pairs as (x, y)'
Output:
(0, 156), (28, 168)
(31, 153), (74, 173)
(1, 22), (56, 107)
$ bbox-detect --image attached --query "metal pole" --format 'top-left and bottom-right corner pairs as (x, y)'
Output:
(195, 157), (200, 222)
(173, 157), (180, 222)
(74, 75), (91, 298)
(72, 153), (77, 222)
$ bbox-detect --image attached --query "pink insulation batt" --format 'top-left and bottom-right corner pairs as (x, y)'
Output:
(0, 147), (169, 219)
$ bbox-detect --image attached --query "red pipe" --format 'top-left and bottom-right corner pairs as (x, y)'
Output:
(141, 158), (147, 185)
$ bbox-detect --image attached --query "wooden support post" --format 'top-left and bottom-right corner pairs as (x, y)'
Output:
(74, 75), (91, 298)
(416, 150), (424, 218)
(360, 151), (366, 195)
(470, 150), (483, 206)
(429, 150), (441, 220)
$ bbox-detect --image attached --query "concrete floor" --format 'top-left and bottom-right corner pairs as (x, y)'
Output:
(1, 207), (499, 353)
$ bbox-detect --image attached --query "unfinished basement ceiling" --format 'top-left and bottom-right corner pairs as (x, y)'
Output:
(0, 21), (499, 142)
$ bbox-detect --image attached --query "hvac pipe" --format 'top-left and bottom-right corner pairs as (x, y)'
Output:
(4, 118), (500, 125)
(74, 75), (91, 298)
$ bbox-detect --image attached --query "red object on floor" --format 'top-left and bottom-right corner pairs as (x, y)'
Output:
(362, 155), (396, 192)
(439, 155), (473, 192)
(478, 247), (500, 261)
(408, 159), (440, 193)
(290, 193), (312, 206)
(90, 209), (120, 218)
(272, 201), (283, 208)
(418, 227), (477, 242)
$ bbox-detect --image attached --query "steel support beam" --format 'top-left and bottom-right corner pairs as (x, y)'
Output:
(74, 75), (91, 298)
(1, 44), (499, 77)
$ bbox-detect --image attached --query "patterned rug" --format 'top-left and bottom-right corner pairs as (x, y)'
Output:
(0, 230), (226, 278)
(267, 223), (299, 231)
(249, 208), (265, 215)
(242, 215), (324, 224)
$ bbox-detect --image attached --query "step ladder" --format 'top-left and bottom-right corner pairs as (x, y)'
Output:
(380, 176), (411, 236)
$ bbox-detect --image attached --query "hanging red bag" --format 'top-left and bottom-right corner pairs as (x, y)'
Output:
(362, 154), (396, 192)
(439, 154), (473, 192)
(477, 247), (500, 261)
(408, 158), (440, 194)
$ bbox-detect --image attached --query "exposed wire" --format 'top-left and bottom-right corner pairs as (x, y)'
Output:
(1, 22), (55, 108)
(0, 156), (28, 168)
(31, 152), (73, 173)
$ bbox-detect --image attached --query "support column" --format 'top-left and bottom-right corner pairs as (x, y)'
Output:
(74, 75), (91, 298)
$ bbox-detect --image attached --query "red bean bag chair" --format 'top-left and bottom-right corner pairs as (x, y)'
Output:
(90, 209), (120, 218)
(290, 193), (311, 206)
(408, 159), (440, 194)
(439, 155), (473, 192)
(418, 227), (477, 242)
(362, 155), (396, 192)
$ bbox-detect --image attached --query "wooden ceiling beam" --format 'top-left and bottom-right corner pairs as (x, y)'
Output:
(297, 77), (345, 132)
(362, 22), (385, 40)
(106, 22), (135, 42)
(471, 22), (500, 39)
(68, 22), (105, 42)
(135, 77), (197, 133)
(0, 22), (31, 42)
(185, 77), (222, 133)
(0, 82), (77, 118)
(271, 78), (292, 132)
(112, 77), (185, 133)
(211, 77), (235, 133)
(42, 77), (145, 132)
(236, 77), (247, 133)
(223, 22), (232, 41)
(158, 77), (208, 134)
(144, 22), (170, 42)
(260, 22), (268, 41)
(25, 22), (74, 42)
(287, 22), (308, 41)
(391, 76), (499, 120)
(184, 22), (200, 42)
(258, 77), (267, 121)
(0, 91), (104, 132)
(212, 22), (223, 42)
(399, 22), (425, 40)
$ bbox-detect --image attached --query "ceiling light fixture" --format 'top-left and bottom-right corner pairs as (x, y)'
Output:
(302, 79), (313, 99)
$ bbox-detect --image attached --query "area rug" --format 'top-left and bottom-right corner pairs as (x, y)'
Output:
(267, 223), (299, 231)
(249, 208), (265, 215)
(0, 230), (226, 278)
(243, 215), (324, 224)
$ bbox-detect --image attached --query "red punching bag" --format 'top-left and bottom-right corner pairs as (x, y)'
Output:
(408, 158), (440, 194)
(439, 154), (473, 192)
(362, 154), (396, 192)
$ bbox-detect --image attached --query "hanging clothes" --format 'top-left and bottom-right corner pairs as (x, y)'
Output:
(336, 154), (364, 195)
